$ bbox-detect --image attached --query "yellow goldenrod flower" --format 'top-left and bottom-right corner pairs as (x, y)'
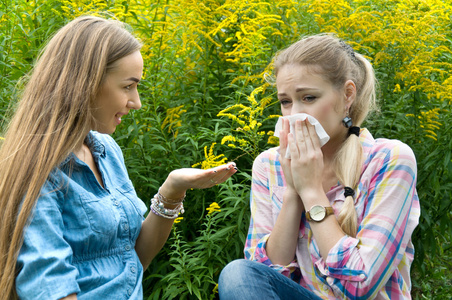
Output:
(192, 143), (228, 169)
(268, 136), (280, 146)
(206, 202), (221, 214)
(161, 105), (187, 138)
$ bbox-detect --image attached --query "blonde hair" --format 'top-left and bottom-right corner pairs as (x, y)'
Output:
(0, 15), (141, 298)
(273, 33), (377, 237)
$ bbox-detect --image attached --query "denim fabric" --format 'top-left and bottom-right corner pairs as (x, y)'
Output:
(16, 131), (147, 300)
(218, 259), (323, 300)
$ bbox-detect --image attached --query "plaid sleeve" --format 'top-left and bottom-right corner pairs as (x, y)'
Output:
(244, 149), (300, 278)
(316, 141), (420, 299)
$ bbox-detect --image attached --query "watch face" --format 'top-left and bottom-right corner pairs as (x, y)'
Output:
(310, 205), (326, 221)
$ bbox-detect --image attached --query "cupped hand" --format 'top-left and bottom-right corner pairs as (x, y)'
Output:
(286, 119), (324, 200)
(159, 162), (237, 199)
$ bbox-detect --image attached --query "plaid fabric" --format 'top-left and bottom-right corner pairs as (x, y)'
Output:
(244, 128), (420, 300)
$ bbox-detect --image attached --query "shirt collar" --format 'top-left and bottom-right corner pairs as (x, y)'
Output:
(60, 131), (106, 166)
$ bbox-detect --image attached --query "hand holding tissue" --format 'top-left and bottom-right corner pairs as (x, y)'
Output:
(274, 113), (330, 159)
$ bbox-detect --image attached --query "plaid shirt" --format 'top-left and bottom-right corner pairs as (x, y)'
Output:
(244, 128), (420, 299)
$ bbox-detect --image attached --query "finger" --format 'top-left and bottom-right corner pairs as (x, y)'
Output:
(305, 121), (321, 149)
(287, 132), (299, 160)
(212, 161), (236, 173)
(294, 120), (306, 153)
(279, 118), (289, 156)
(282, 117), (291, 135)
(204, 162), (237, 187)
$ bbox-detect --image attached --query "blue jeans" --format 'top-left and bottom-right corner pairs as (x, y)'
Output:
(218, 259), (323, 300)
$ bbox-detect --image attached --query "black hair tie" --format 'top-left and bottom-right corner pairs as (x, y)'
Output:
(348, 126), (360, 137)
(344, 187), (355, 198)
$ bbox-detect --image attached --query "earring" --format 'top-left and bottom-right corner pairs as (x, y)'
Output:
(342, 112), (353, 128)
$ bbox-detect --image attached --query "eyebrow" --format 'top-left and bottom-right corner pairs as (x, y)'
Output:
(277, 87), (320, 97)
(126, 77), (141, 83)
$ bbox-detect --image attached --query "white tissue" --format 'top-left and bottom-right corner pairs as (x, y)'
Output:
(274, 113), (330, 158)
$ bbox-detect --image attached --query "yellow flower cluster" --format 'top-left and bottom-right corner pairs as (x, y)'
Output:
(206, 202), (221, 215)
(161, 105), (187, 138)
(59, 0), (132, 20)
(306, 0), (452, 140)
(407, 108), (442, 141)
(192, 143), (228, 170)
(217, 85), (278, 155)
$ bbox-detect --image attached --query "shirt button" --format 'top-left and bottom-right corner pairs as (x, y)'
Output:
(124, 224), (129, 231)
(127, 288), (132, 295)
(359, 273), (366, 280)
(131, 266), (136, 273)
(114, 200), (119, 206)
(125, 245), (131, 251)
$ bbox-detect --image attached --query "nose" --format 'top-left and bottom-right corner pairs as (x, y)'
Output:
(128, 94), (142, 110)
(289, 102), (304, 115)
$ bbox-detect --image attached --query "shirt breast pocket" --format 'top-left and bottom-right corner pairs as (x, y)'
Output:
(79, 194), (119, 236)
(117, 180), (147, 217)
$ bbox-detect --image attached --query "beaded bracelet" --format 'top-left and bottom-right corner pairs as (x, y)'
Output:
(157, 188), (186, 204)
(150, 191), (185, 219)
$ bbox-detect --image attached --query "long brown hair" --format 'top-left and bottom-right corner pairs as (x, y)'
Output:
(273, 33), (377, 237)
(0, 15), (141, 298)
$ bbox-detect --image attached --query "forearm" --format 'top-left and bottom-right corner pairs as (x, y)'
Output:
(135, 179), (184, 270)
(135, 212), (174, 269)
(266, 188), (304, 265)
(301, 189), (345, 259)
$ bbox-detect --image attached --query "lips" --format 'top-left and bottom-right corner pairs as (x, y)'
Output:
(115, 113), (127, 125)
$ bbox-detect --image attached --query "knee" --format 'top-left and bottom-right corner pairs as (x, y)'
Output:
(218, 259), (257, 294)
(219, 259), (247, 285)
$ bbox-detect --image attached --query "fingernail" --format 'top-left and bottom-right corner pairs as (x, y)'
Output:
(214, 170), (217, 173)
(234, 167), (238, 171)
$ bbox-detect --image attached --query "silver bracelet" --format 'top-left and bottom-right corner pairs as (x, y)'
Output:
(157, 188), (186, 204)
(150, 192), (185, 219)
(151, 205), (181, 219)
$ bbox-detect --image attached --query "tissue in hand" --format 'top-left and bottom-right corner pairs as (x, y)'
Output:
(274, 113), (330, 158)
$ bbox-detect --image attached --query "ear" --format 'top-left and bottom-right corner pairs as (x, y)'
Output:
(344, 80), (356, 107)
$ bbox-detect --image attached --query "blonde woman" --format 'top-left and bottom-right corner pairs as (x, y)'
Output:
(0, 16), (236, 299)
(219, 34), (419, 299)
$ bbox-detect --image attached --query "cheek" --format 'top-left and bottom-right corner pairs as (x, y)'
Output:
(280, 106), (291, 116)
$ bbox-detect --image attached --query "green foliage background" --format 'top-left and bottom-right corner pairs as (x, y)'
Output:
(1, 0), (451, 298)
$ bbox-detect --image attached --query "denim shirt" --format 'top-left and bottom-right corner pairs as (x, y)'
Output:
(16, 131), (147, 299)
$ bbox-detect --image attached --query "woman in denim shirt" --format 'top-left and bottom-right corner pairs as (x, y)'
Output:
(0, 16), (236, 299)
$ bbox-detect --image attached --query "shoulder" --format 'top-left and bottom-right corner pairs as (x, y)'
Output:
(253, 146), (280, 167)
(360, 129), (417, 174)
(252, 147), (284, 185)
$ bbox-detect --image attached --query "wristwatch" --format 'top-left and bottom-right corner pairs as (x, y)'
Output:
(306, 205), (334, 222)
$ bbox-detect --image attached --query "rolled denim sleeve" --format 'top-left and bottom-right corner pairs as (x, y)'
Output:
(16, 180), (80, 299)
